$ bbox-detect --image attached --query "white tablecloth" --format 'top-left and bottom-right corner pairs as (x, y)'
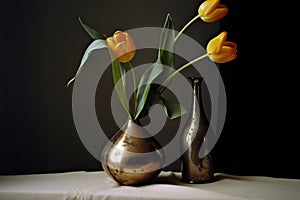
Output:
(0, 171), (299, 200)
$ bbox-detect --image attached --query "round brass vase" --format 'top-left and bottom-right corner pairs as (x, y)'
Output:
(101, 119), (165, 186)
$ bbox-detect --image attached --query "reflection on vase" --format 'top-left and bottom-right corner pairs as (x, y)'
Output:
(180, 77), (214, 183)
(101, 119), (165, 186)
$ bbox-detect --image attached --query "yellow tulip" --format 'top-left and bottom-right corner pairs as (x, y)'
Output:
(107, 30), (136, 63)
(207, 31), (237, 63)
(198, 0), (228, 23)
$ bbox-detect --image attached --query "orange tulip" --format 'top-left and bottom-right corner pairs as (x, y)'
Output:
(207, 31), (237, 63)
(107, 30), (136, 63)
(198, 0), (228, 23)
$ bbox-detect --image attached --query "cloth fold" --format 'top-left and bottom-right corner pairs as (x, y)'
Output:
(0, 171), (299, 200)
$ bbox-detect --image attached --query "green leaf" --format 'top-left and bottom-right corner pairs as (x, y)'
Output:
(78, 17), (108, 40)
(135, 86), (161, 119)
(158, 14), (175, 67)
(111, 59), (130, 117)
(153, 14), (175, 94)
(133, 14), (176, 120)
(67, 39), (107, 87)
(134, 63), (164, 120)
(160, 97), (187, 120)
(137, 88), (187, 120)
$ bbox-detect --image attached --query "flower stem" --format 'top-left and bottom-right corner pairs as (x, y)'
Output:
(157, 53), (209, 93)
(128, 61), (137, 114)
(174, 15), (199, 42)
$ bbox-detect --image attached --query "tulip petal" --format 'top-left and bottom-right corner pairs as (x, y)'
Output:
(106, 37), (115, 47)
(199, 0), (220, 16)
(209, 46), (237, 63)
(107, 30), (136, 63)
(207, 31), (227, 54)
(201, 7), (228, 23)
(114, 31), (127, 43)
(224, 41), (237, 50)
(207, 38), (221, 54)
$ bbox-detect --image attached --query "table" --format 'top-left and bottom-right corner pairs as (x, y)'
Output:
(0, 171), (299, 200)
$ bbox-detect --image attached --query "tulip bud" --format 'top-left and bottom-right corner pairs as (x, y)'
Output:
(207, 31), (237, 63)
(107, 30), (136, 63)
(198, 0), (228, 23)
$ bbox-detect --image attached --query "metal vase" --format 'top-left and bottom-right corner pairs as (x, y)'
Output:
(101, 119), (165, 186)
(180, 77), (214, 183)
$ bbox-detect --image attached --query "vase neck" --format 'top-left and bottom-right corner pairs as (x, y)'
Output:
(190, 77), (203, 100)
(189, 77), (209, 125)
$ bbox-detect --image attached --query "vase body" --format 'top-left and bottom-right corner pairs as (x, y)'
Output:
(180, 77), (214, 183)
(101, 119), (165, 186)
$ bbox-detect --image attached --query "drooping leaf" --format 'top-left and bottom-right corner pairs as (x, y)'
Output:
(78, 17), (108, 40)
(67, 39), (107, 87)
(160, 97), (187, 119)
(111, 59), (130, 117)
(137, 88), (187, 120)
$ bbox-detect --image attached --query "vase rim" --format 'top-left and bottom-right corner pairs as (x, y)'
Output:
(188, 76), (203, 80)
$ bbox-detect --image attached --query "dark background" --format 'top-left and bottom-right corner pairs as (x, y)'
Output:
(1, 0), (299, 179)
